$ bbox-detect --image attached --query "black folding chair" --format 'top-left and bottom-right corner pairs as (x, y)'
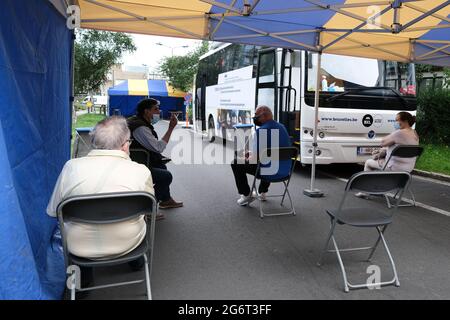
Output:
(382, 145), (423, 208)
(57, 191), (157, 300)
(317, 171), (411, 292)
(130, 148), (151, 168)
(250, 147), (298, 218)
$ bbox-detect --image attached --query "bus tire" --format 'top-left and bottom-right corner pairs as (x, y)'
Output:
(208, 117), (215, 142)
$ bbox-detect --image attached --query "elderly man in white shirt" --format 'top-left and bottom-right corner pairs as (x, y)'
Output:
(47, 116), (155, 278)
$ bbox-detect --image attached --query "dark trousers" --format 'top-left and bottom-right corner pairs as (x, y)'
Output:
(231, 162), (270, 196)
(150, 163), (172, 202)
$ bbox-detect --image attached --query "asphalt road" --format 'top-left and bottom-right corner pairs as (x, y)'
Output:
(81, 121), (450, 300)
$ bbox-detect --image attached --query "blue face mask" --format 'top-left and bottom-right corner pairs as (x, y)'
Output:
(151, 113), (160, 125)
(394, 122), (401, 130)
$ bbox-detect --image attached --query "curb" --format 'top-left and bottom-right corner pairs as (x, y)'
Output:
(413, 169), (450, 183)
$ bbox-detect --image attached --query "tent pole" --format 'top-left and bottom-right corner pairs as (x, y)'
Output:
(304, 51), (324, 198)
(70, 31), (76, 136)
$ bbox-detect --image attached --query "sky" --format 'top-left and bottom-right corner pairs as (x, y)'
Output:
(121, 34), (203, 74)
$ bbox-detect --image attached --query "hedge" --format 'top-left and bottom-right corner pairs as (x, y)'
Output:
(416, 88), (450, 144)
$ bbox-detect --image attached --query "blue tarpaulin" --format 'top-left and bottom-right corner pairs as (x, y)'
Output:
(0, 0), (72, 299)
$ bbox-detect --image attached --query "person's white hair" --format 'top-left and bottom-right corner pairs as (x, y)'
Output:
(90, 116), (130, 150)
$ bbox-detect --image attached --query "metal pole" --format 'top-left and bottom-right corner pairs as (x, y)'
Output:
(70, 31), (76, 136)
(303, 51), (324, 197)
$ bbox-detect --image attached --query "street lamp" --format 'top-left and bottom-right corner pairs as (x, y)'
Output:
(155, 42), (189, 56)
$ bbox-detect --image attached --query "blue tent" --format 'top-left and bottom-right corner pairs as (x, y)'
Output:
(0, 0), (72, 299)
(108, 79), (186, 119)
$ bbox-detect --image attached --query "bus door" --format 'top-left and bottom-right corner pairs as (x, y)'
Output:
(255, 48), (278, 120)
(195, 73), (207, 132)
(278, 49), (299, 145)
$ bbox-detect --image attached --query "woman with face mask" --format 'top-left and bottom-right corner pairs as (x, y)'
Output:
(356, 111), (419, 199)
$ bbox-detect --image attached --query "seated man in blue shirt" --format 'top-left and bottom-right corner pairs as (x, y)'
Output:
(231, 105), (291, 206)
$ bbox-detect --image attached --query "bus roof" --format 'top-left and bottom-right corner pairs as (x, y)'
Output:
(199, 42), (232, 61)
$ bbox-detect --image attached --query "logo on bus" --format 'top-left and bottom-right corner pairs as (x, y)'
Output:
(362, 114), (373, 127)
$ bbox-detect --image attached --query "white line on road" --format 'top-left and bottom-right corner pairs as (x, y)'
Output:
(413, 174), (450, 187)
(318, 170), (450, 217)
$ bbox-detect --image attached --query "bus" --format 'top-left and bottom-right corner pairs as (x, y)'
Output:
(193, 43), (416, 164)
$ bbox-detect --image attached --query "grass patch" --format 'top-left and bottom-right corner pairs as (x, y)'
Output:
(71, 113), (106, 156)
(73, 113), (105, 130)
(416, 143), (450, 176)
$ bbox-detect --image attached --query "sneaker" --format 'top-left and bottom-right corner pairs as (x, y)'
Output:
(355, 192), (371, 200)
(237, 193), (255, 206)
(159, 198), (183, 209)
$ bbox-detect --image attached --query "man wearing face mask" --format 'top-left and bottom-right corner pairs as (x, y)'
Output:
(230, 106), (291, 206)
(127, 98), (183, 209)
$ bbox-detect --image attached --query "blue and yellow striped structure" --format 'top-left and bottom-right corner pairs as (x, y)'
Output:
(108, 79), (187, 117)
(78, 0), (450, 66)
(108, 79), (186, 97)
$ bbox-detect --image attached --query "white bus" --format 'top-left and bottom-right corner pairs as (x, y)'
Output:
(193, 43), (416, 164)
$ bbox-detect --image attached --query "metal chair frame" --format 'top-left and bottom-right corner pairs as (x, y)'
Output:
(130, 148), (151, 168)
(57, 191), (157, 300)
(317, 171), (411, 292)
(381, 145), (423, 208)
(250, 147), (298, 218)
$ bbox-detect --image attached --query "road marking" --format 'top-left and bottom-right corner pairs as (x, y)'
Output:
(413, 174), (450, 187)
(318, 170), (450, 217)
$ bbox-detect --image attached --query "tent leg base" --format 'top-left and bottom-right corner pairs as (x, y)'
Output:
(303, 189), (324, 197)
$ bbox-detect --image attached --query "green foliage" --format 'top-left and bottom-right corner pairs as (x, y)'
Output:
(74, 30), (136, 94)
(415, 144), (450, 175)
(416, 88), (450, 144)
(158, 41), (209, 92)
(415, 63), (450, 88)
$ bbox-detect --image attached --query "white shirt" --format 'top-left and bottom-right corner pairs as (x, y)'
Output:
(47, 149), (154, 260)
(383, 128), (419, 172)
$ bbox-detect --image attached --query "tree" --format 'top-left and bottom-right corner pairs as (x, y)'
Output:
(158, 41), (209, 92)
(74, 30), (136, 94)
(415, 63), (450, 90)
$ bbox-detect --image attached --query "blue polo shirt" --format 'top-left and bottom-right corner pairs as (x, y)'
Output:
(254, 120), (292, 180)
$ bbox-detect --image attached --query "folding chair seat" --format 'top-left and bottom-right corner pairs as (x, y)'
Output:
(57, 191), (157, 300)
(318, 171), (411, 292)
(250, 147), (298, 218)
(326, 208), (392, 227)
(381, 145), (423, 208)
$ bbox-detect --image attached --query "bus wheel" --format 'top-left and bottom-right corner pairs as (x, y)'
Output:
(208, 117), (215, 142)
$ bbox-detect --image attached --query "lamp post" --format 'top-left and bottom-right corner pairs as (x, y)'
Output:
(155, 42), (189, 56)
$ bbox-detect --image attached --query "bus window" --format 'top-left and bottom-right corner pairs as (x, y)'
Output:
(307, 53), (416, 95)
(305, 53), (416, 110)
(256, 49), (277, 116)
(258, 51), (275, 83)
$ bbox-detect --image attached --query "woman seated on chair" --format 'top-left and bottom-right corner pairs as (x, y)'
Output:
(356, 111), (419, 198)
